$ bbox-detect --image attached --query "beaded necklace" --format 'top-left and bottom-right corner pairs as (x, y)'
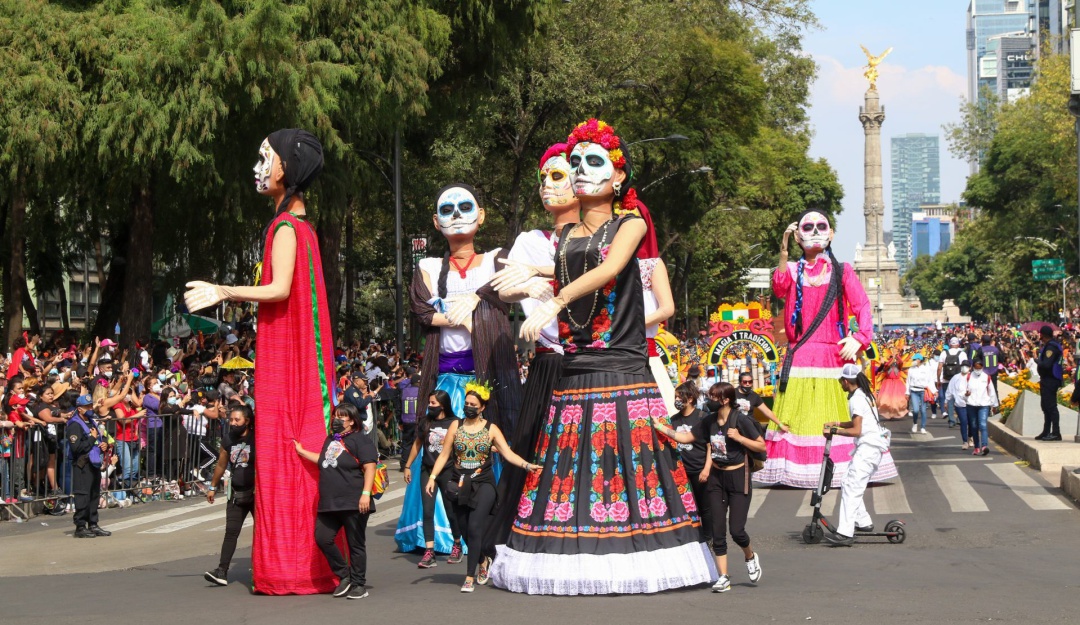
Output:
(559, 218), (613, 330)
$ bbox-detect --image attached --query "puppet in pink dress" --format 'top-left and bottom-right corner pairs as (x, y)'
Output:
(757, 211), (897, 488)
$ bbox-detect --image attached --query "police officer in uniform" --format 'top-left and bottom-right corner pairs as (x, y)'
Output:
(66, 394), (111, 538)
(1035, 325), (1064, 441)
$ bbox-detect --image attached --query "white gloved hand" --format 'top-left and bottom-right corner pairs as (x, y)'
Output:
(524, 280), (554, 302)
(490, 258), (541, 292)
(184, 281), (225, 313)
(445, 293), (480, 327)
(520, 299), (562, 343)
(838, 336), (862, 361)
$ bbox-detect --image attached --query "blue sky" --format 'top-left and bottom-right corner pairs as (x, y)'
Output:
(803, 0), (970, 262)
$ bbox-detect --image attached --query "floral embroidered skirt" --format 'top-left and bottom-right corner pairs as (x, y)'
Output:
(489, 371), (716, 595)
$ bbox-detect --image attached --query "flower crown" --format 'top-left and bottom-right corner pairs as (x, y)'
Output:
(464, 379), (492, 402)
(567, 119), (626, 169)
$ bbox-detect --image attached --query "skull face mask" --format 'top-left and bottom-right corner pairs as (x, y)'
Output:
(539, 154), (576, 209)
(435, 187), (481, 237)
(569, 142), (616, 197)
(253, 139), (275, 194)
(796, 211), (833, 253)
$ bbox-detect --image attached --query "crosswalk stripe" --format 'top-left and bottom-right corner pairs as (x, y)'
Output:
(930, 464), (988, 512)
(747, 488), (769, 518)
(141, 511), (225, 534)
(796, 489), (837, 517)
(986, 464), (1071, 511)
(206, 518), (254, 532)
(871, 477), (912, 514)
(107, 501), (213, 532)
(369, 504), (403, 527)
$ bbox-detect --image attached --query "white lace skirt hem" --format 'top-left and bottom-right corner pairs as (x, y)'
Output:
(489, 541), (718, 595)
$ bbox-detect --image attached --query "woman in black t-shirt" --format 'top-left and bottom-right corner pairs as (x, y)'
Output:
(668, 381), (712, 545)
(294, 403), (378, 600)
(655, 382), (765, 594)
(401, 389), (463, 568)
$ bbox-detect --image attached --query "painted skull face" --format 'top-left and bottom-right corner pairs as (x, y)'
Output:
(254, 139), (274, 193)
(569, 142), (615, 197)
(435, 187), (481, 237)
(539, 154), (577, 209)
(797, 211), (833, 253)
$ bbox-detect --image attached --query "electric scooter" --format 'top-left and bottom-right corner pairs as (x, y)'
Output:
(801, 432), (906, 545)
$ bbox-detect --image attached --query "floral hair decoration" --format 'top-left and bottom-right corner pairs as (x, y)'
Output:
(567, 119), (626, 169)
(465, 379), (493, 402)
(536, 142), (570, 184)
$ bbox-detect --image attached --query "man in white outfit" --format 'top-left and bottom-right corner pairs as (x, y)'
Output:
(822, 363), (892, 546)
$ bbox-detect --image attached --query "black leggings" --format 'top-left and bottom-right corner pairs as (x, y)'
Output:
(707, 465), (752, 557)
(314, 510), (369, 586)
(688, 470), (713, 544)
(455, 482), (497, 577)
(217, 496), (255, 571)
(421, 467), (461, 545)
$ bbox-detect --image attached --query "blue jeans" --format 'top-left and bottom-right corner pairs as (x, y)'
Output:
(955, 405), (969, 444)
(116, 441), (141, 483)
(968, 406), (990, 448)
(910, 392), (929, 428)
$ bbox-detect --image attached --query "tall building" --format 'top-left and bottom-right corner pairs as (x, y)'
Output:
(890, 134), (941, 274)
(910, 204), (957, 261)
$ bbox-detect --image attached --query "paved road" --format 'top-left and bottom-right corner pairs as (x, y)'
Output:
(3, 417), (1078, 624)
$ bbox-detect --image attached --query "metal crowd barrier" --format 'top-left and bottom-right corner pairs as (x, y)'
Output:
(1, 412), (225, 520)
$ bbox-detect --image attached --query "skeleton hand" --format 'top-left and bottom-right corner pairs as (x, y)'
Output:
(491, 259), (540, 292)
(524, 280), (554, 302)
(838, 336), (862, 361)
(520, 299), (563, 343)
(445, 294), (480, 327)
(185, 281), (226, 312)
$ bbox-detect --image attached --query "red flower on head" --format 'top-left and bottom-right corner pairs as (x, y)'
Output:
(567, 118), (627, 169)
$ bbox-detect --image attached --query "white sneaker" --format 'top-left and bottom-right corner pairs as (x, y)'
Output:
(911, 425), (919, 433)
(746, 552), (761, 583)
(961, 441), (969, 450)
(712, 574), (731, 593)
(931, 415), (937, 419)
(919, 428), (928, 434)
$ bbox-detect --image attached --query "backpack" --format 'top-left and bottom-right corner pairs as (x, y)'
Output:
(744, 414), (767, 473)
(941, 350), (963, 381)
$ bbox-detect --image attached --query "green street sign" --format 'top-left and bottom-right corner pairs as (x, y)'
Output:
(1033, 270), (1066, 281)
(1032, 258), (1065, 269)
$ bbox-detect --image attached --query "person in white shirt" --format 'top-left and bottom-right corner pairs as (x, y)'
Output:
(906, 354), (935, 434)
(944, 363), (972, 449)
(937, 337), (969, 428)
(957, 355), (999, 457)
(822, 363), (891, 546)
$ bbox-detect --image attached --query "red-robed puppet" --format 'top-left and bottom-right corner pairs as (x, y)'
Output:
(184, 129), (337, 595)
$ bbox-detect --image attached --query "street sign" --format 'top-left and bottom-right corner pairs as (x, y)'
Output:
(1032, 258), (1066, 281)
(1032, 258), (1064, 268)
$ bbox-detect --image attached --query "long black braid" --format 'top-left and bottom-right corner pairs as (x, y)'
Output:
(437, 250), (451, 299)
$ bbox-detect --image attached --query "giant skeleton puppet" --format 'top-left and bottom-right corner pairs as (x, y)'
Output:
(184, 130), (339, 595)
(758, 210), (897, 488)
(394, 183), (522, 554)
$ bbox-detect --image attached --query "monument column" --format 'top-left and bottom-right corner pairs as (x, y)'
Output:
(859, 88), (886, 255)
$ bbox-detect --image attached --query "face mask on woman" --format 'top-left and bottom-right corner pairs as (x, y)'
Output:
(705, 399), (722, 413)
(229, 424), (248, 439)
(167, 396), (179, 406)
(463, 405), (480, 419)
(150, 383), (162, 394)
(673, 398), (685, 411)
(331, 418), (347, 434)
(425, 405), (442, 419)
(158, 373), (168, 382)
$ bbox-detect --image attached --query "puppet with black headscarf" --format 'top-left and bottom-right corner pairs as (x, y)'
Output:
(185, 129), (340, 595)
(758, 210), (896, 489)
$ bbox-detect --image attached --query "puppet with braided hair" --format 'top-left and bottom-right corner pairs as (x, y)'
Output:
(760, 210), (897, 488)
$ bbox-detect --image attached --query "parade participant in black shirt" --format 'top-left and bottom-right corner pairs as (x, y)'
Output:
(1035, 325), (1064, 441)
(294, 403), (378, 600)
(402, 389), (463, 568)
(65, 394), (110, 538)
(735, 371), (787, 433)
(204, 404), (256, 586)
(656, 382), (764, 593)
(668, 381), (712, 545)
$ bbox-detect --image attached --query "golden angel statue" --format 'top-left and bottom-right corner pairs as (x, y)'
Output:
(860, 44), (893, 90)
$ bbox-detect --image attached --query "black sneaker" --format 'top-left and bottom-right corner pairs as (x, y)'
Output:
(89, 525), (111, 537)
(204, 568), (228, 586)
(1042, 434), (1063, 441)
(823, 532), (854, 547)
(333, 578), (352, 597)
(347, 586), (368, 600)
(73, 527), (97, 539)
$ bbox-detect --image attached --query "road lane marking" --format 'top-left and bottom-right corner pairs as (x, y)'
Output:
(987, 464), (1071, 511)
(206, 518), (254, 532)
(106, 502), (213, 532)
(871, 477), (912, 514)
(747, 488), (769, 518)
(369, 504), (403, 526)
(141, 511), (225, 534)
(796, 489), (836, 517)
(930, 464), (988, 512)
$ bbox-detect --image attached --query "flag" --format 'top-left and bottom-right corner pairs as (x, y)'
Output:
(721, 308), (760, 321)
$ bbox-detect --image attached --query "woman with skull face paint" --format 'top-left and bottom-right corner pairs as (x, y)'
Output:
(759, 210), (897, 489)
(489, 119), (716, 595)
(395, 183), (523, 555)
(183, 130), (340, 595)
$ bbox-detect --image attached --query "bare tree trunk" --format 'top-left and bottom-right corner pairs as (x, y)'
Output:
(344, 203), (355, 343)
(119, 184), (154, 349)
(19, 274), (40, 337)
(5, 180), (27, 351)
(317, 200), (345, 340)
(59, 285), (70, 333)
